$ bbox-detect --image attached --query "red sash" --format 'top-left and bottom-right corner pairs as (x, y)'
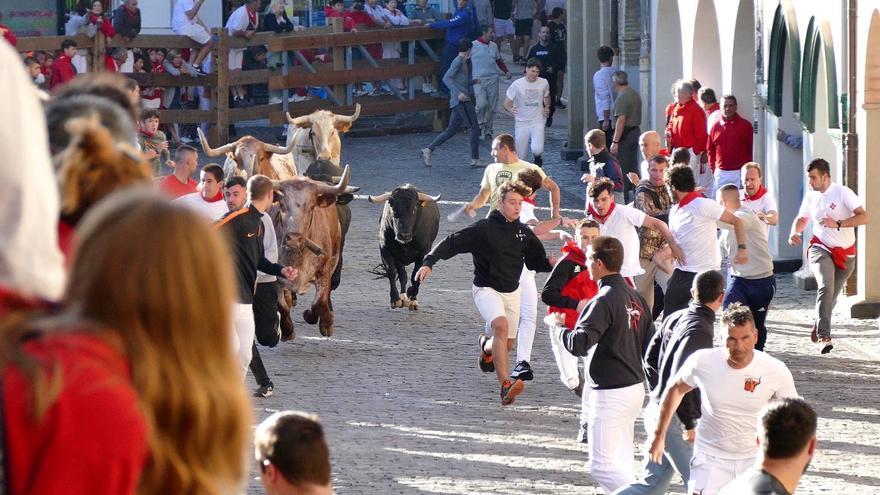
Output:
(809, 236), (856, 271)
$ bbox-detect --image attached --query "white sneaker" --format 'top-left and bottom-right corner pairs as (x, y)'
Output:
(420, 148), (432, 167)
(422, 83), (436, 94)
(269, 96), (282, 104)
(290, 94), (310, 102)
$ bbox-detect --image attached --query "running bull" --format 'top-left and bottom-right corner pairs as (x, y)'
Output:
(286, 103), (361, 168)
(197, 128), (298, 180)
(274, 165), (359, 337)
(368, 185), (441, 311)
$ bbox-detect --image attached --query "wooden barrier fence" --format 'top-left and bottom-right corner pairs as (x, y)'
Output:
(16, 21), (449, 145)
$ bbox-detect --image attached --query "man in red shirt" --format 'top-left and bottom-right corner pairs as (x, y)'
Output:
(0, 20), (16, 46)
(665, 80), (712, 194)
(158, 145), (199, 198)
(708, 94), (753, 191)
(50, 39), (78, 90)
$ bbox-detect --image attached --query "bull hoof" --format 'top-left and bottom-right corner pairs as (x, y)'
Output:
(303, 309), (318, 324)
(408, 299), (420, 311)
(391, 298), (404, 309)
(281, 328), (296, 342)
(319, 325), (335, 337)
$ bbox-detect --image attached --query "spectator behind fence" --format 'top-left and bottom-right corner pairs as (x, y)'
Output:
(2, 188), (251, 495)
(430, 0), (475, 96)
(105, 46), (129, 72)
(171, 0), (214, 74)
(25, 57), (47, 87)
(380, 0), (410, 92)
(138, 108), (170, 176)
(255, 411), (333, 495)
(719, 398), (818, 495)
(50, 39), (78, 90)
(227, 0), (261, 107)
(112, 0), (141, 42)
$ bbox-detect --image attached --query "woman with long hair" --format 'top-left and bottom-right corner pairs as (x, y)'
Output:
(2, 185), (252, 494)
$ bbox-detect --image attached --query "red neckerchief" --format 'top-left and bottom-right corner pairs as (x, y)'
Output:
(204, 190), (224, 203)
(139, 128), (156, 139)
(659, 148), (670, 156)
(705, 102), (719, 115)
(587, 201), (615, 224)
(89, 13), (101, 24)
(677, 191), (704, 208)
(477, 36), (490, 45)
(523, 196), (536, 205)
(560, 241), (586, 266)
(247, 6), (258, 29)
(809, 236), (856, 270)
(744, 185), (767, 201)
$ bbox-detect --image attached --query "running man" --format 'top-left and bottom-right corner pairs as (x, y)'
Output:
(416, 180), (554, 405)
(504, 58), (551, 166)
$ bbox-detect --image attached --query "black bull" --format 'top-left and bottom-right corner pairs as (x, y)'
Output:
(368, 185), (440, 311)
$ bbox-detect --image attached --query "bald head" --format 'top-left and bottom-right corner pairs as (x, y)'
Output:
(639, 131), (662, 161)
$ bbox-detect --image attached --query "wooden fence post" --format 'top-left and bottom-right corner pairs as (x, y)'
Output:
(216, 29), (230, 144)
(329, 17), (345, 105)
(93, 31), (106, 72)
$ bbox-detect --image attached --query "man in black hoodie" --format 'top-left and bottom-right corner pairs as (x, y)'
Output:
(416, 180), (553, 406)
(614, 269), (725, 495)
(558, 235), (654, 493)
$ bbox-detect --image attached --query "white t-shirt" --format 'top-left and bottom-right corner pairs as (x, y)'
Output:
(597, 204), (647, 278)
(172, 0), (199, 32)
(481, 159), (547, 209)
(674, 348), (798, 460)
(506, 77), (550, 122)
(226, 5), (253, 34)
(520, 200), (538, 225)
(797, 182), (864, 248)
(174, 192), (229, 221)
(741, 190), (778, 233)
(669, 196), (725, 272)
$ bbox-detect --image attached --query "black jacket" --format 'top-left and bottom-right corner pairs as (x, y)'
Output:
(219, 205), (285, 304)
(423, 210), (552, 292)
(262, 12), (294, 33)
(527, 42), (565, 79)
(112, 5), (141, 39)
(562, 274), (655, 389)
(645, 303), (715, 429)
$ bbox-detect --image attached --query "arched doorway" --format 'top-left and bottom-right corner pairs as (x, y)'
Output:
(652, 0), (683, 130)
(730, 0), (756, 100)
(859, 9), (880, 300)
(690, 0), (723, 93)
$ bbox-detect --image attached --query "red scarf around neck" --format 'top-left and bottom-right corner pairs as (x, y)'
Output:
(204, 190), (224, 202)
(677, 191), (704, 208)
(139, 128), (156, 139)
(247, 6), (257, 28)
(744, 185), (767, 201)
(587, 201), (615, 224)
(523, 196), (536, 205)
(560, 241), (586, 266)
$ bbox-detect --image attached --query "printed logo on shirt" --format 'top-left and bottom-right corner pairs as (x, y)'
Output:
(829, 202), (838, 210)
(515, 229), (527, 242)
(573, 266), (581, 273)
(524, 88), (541, 108)
(247, 232), (257, 238)
(625, 297), (644, 332)
(495, 170), (514, 187)
(744, 376), (762, 393)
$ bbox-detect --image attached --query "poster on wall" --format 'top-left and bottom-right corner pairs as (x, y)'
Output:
(2, 1), (60, 36)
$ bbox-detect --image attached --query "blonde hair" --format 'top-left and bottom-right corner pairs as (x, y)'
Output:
(2, 190), (251, 495)
(742, 161), (763, 178)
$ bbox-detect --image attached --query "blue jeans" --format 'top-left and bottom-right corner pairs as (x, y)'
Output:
(723, 274), (776, 350)
(428, 101), (480, 160)
(613, 402), (692, 495)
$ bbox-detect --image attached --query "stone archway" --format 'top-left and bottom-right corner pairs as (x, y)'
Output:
(651, 0), (683, 130)
(730, 0), (756, 100)
(858, 9), (880, 305)
(689, 0), (723, 93)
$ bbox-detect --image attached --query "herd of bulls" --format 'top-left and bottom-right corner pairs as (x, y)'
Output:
(196, 104), (441, 338)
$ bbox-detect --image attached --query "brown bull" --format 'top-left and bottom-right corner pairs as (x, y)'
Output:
(197, 128), (298, 180)
(285, 103), (361, 168)
(273, 165), (359, 337)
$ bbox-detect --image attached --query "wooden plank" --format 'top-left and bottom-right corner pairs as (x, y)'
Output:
(15, 34), (94, 52)
(228, 69), (271, 85)
(267, 95), (448, 125)
(125, 72), (216, 87)
(228, 103), (282, 122)
(267, 26), (443, 52)
(154, 109), (215, 124)
(269, 60), (439, 90)
(105, 34), (205, 50)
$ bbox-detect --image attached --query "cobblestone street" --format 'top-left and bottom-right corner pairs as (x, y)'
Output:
(238, 106), (880, 494)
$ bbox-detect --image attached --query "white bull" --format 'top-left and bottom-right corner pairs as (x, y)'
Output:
(285, 103), (361, 169)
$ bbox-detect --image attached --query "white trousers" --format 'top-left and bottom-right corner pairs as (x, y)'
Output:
(514, 117), (545, 160)
(231, 303), (256, 378)
(548, 321), (580, 389)
(516, 268), (537, 363)
(688, 148), (715, 196)
(714, 168), (742, 192)
(587, 383), (645, 493)
(689, 449), (755, 495)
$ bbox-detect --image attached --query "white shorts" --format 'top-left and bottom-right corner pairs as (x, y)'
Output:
(494, 18), (515, 38)
(176, 22), (212, 45)
(688, 450), (754, 495)
(473, 285), (521, 338)
(229, 48), (245, 71)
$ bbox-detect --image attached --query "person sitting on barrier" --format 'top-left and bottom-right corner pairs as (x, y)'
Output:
(171, 0), (214, 75)
(112, 0), (141, 43)
(227, 0), (261, 108)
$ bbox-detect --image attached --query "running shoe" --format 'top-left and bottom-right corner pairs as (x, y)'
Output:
(510, 360), (534, 381)
(818, 336), (833, 354)
(470, 159), (486, 168)
(500, 379), (525, 406)
(420, 148), (432, 167)
(576, 423), (589, 443)
(254, 383), (274, 398)
(478, 334), (495, 372)
(556, 100), (567, 109)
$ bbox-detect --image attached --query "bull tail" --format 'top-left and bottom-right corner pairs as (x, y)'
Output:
(367, 263), (391, 279)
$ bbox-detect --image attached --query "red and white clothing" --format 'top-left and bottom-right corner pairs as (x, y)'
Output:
(174, 190), (228, 221)
(666, 99), (707, 154)
(669, 193), (725, 273)
(226, 4), (258, 70)
(674, 347), (797, 494)
(590, 202), (647, 278)
(797, 182), (864, 250)
(741, 186), (778, 233)
(158, 174), (198, 199)
(704, 102), (720, 131)
(707, 113), (753, 188)
(49, 54), (77, 90)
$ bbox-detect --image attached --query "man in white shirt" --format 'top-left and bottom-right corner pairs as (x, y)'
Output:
(740, 162), (778, 230)
(718, 184), (775, 351)
(789, 158), (869, 353)
(593, 45), (616, 133)
(664, 164), (747, 316)
(171, 0), (213, 73)
(586, 177), (684, 285)
(174, 164), (228, 221)
(648, 304), (799, 495)
(503, 58), (551, 166)
(226, 0), (260, 105)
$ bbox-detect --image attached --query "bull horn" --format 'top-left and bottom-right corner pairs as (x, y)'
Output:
(368, 192), (392, 203)
(314, 165), (350, 195)
(286, 112), (312, 127)
(271, 180), (285, 196)
(197, 127), (236, 158)
(334, 103), (361, 123)
(263, 138), (296, 155)
(304, 238), (325, 256)
(417, 192), (441, 202)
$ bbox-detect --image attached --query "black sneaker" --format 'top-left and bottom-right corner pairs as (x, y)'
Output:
(478, 334), (495, 372)
(194, 65), (209, 76)
(510, 360), (534, 381)
(545, 116), (553, 127)
(818, 336), (834, 354)
(576, 423), (589, 443)
(556, 100), (567, 109)
(254, 383), (274, 398)
(500, 379), (525, 405)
